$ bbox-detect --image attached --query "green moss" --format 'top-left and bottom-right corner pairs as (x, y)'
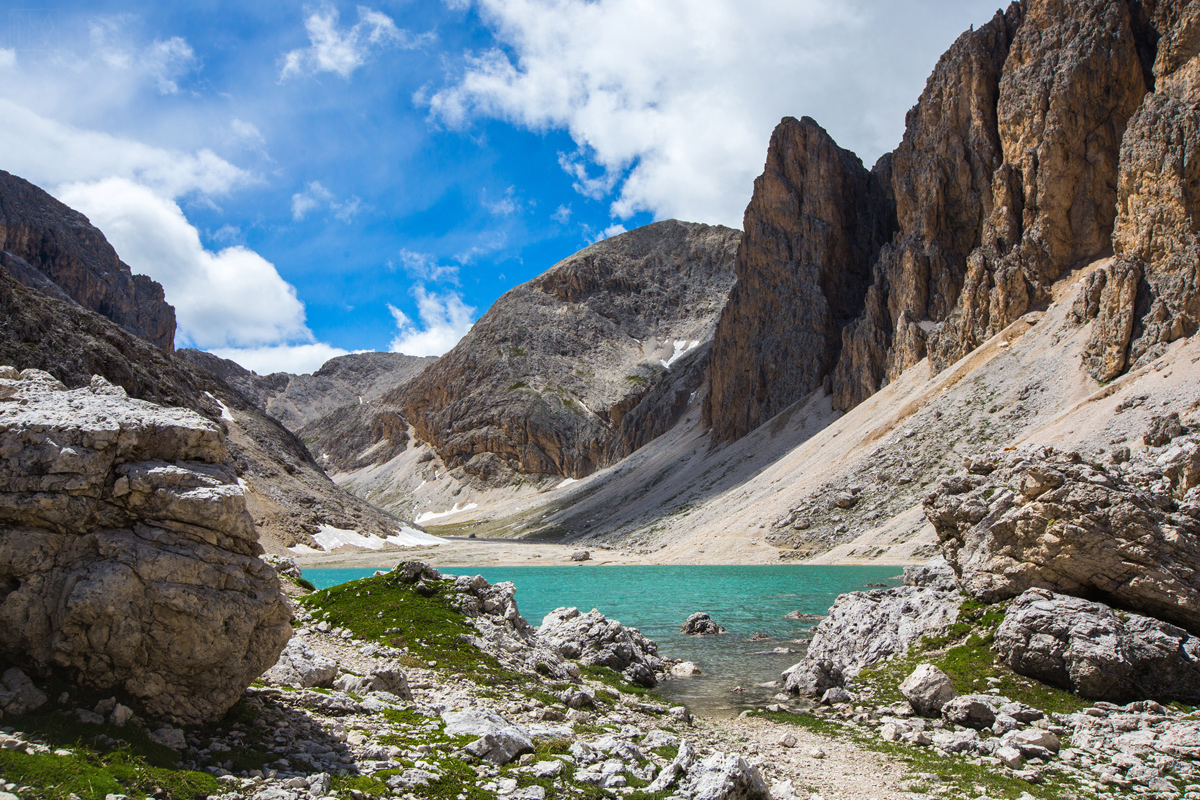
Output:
(579, 664), (658, 698)
(508, 381), (530, 390)
(295, 577), (316, 592)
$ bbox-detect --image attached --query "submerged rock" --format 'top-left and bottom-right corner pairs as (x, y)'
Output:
(0, 369), (290, 724)
(681, 612), (726, 635)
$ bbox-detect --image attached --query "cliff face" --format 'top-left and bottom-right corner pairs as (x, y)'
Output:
(704, 118), (894, 443)
(0, 170), (176, 352)
(710, 0), (1197, 443)
(396, 220), (739, 480)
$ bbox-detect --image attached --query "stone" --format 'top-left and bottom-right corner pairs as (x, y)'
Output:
(397, 220), (739, 480)
(570, 550), (591, 562)
(820, 687), (851, 706)
(902, 558), (958, 591)
(778, 733), (797, 748)
(925, 442), (1200, 634)
(899, 664), (957, 717)
(783, 586), (960, 695)
(265, 639), (338, 689)
(678, 752), (772, 800)
(0, 371), (291, 725)
(670, 661), (701, 677)
(941, 695), (997, 730)
(0, 668), (46, 717)
(110, 703), (134, 726)
(539, 606), (664, 686)
(442, 710), (533, 765)
(1009, 728), (1061, 756)
(333, 665), (411, 700)
(151, 727), (186, 750)
(996, 745), (1023, 769)
(994, 588), (1200, 704)
(681, 612), (726, 635)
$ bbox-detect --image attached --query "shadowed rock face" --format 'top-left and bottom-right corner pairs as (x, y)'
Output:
(0, 170), (175, 352)
(0, 368), (291, 724)
(396, 220), (739, 479)
(708, 0), (1200, 444)
(704, 117), (894, 444)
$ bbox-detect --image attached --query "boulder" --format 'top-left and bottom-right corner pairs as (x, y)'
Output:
(941, 694), (997, 730)
(539, 606), (664, 686)
(994, 588), (1200, 704)
(898, 664), (956, 717)
(0, 370), (291, 724)
(782, 586), (960, 695)
(264, 639), (338, 689)
(681, 612), (726, 635)
(0, 668), (47, 717)
(333, 665), (411, 700)
(442, 710), (533, 765)
(902, 557), (958, 591)
(925, 442), (1200, 634)
(570, 550), (591, 562)
(678, 752), (771, 800)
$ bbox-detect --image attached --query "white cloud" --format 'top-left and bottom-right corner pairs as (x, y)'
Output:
(57, 178), (314, 350)
(589, 223), (626, 243)
(230, 118), (264, 144)
(552, 204), (571, 223)
(0, 49), (16, 69)
(208, 343), (353, 376)
(0, 98), (248, 199)
(394, 249), (460, 283)
(281, 6), (432, 80)
(429, 0), (997, 227)
(388, 287), (475, 356)
(482, 185), (520, 216)
(143, 37), (197, 94)
(292, 180), (362, 222)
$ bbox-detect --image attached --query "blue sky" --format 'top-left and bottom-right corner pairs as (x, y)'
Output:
(0, 0), (999, 374)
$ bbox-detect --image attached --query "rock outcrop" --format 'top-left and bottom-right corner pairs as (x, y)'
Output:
(0, 170), (175, 351)
(539, 606), (666, 687)
(680, 612), (726, 635)
(0, 367), (291, 724)
(395, 220), (739, 479)
(782, 585), (961, 695)
(995, 588), (1200, 704)
(924, 439), (1200, 634)
(707, 0), (1200, 444)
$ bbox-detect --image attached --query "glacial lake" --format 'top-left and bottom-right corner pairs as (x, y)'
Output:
(301, 564), (903, 715)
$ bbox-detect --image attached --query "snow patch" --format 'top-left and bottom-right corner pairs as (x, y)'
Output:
(386, 526), (448, 547)
(313, 525), (386, 551)
(204, 391), (236, 422)
(288, 544), (323, 555)
(557, 477), (579, 489)
(661, 339), (700, 369)
(414, 502), (478, 524)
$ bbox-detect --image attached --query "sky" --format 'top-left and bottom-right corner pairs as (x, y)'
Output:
(0, 0), (1001, 374)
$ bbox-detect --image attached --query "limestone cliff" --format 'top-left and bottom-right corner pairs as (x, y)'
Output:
(709, 0), (1197, 443)
(396, 220), (739, 480)
(0, 170), (176, 352)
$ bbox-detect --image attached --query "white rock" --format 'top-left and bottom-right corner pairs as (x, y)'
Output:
(899, 664), (957, 717)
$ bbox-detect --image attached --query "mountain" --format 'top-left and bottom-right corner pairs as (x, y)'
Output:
(0, 169), (176, 352)
(0, 173), (420, 555)
(392, 219), (739, 481)
(707, 0), (1197, 444)
(178, 349), (436, 473)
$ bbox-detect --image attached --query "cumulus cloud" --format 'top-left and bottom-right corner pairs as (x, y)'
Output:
(0, 98), (248, 198)
(208, 343), (353, 376)
(429, 0), (995, 227)
(281, 6), (432, 80)
(589, 223), (626, 243)
(388, 287), (475, 357)
(292, 180), (362, 222)
(57, 178), (313, 349)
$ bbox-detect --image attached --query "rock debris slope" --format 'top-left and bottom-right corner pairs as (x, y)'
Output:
(395, 219), (739, 480)
(0, 367), (291, 724)
(707, 0), (1197, 445)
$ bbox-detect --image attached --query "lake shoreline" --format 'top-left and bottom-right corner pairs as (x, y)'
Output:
(290, 537), (923, 570)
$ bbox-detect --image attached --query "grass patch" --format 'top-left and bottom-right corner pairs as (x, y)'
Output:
(300, 571), (527, 686)
(0, 747), (219, 800)
(579, 664), (657, 698)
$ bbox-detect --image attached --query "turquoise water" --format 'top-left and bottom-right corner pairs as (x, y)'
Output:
(302, 565), (902, 714)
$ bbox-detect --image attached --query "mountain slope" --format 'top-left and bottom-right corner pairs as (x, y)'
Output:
(394, 219), (740, 480)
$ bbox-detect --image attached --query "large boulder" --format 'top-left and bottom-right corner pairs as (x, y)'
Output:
(539, 606), (665, 687)
(994, 588), (1200, 704)
(678, 752), (771, 800)
(782, 586), (961, 695)
(925, 442), (1200, 634)
(0, 369), (291, 724)
(263, 639), (338, 689)
(442, 710), (533, 765)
